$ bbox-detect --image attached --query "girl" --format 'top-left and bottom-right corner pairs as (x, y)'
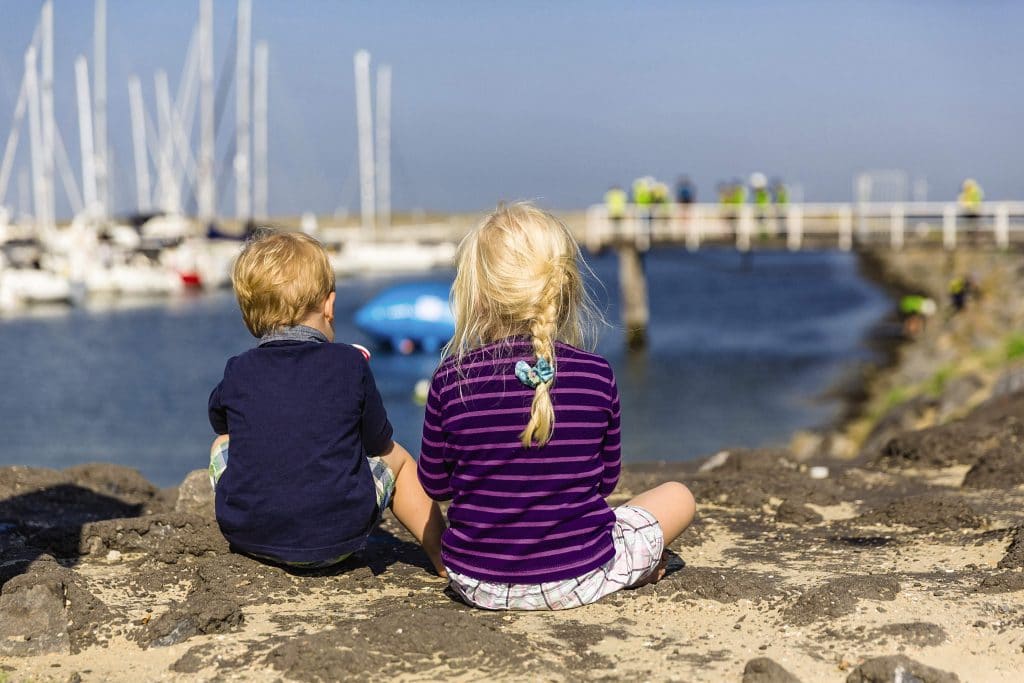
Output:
(417, 202), (695, 610)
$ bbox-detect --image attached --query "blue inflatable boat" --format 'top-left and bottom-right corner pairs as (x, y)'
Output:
(354, 282), (455, 353)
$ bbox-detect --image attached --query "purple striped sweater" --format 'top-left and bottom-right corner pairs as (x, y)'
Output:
(417, 339), (621, 583)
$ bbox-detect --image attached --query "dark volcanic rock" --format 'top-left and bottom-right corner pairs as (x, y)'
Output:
(870, 419), (1014, 470)
(264, 606), (539, 681)
(978, 571), (1024, 593)
(936, 373), (985, 420)
(860, 396), (937, 459)
(0, 581), (70, 656)
(845, 654), (960, 683)
(784, 575), (899, 625)
(673, 566), (786, 604)
(961, 442), (1024, 489)
(80, 513), (229, 562)
(870, 622), (947, 647)
(992, 368), (1024, 397)
(997, 527), (1024, 569)
(0, 557), (111, 654)
(966, 387), (1024, 423)
(856, 495), (984, 531)
(742, 657), (802, 683)
(138, 574), (243, 648)
(690, 449), (845, 509)
(775, 500), (823, 525)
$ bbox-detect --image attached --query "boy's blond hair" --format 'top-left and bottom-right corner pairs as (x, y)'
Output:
(447, 202), (599, 448)
(232, 230), (335, 337)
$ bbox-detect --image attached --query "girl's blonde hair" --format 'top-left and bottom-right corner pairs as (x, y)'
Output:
(447, 202), (599, 448)
(232, 230), (335, 337)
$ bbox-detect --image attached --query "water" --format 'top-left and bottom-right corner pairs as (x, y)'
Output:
(0, 248), (890, 487)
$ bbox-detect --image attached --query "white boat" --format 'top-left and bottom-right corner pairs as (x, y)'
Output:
(330, 240), (456, 276)
(0, 261), (72, 311)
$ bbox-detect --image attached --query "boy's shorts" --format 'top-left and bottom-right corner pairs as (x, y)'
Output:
(208, 437), (396, 568)
(446, 505), (665, 610)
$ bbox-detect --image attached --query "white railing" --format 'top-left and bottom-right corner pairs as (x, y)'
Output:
(584, 201), (1024, 253)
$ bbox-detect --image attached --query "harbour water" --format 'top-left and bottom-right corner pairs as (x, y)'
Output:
(0, 247), (890, 487)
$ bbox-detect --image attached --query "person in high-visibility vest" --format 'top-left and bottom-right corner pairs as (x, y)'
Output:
(605, 185), (627, 219)
(958, 178), (984, 239)
(605, 185), (627, 237)
(772, 179), (789, 206)
(899, 294), (936, 337)
(959, 178), (983, 213)
(632, 177), (653, 207)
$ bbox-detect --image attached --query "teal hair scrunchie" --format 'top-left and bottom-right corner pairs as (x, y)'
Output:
(515, 357), (554, 389)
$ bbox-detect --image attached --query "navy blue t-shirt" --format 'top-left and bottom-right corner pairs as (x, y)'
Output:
(208, 332), (393, 563)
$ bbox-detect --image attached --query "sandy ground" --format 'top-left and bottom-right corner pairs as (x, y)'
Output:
(2, 248), (1023, 682)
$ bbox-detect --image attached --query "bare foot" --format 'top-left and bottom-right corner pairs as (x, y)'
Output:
(631, 550), (668, 588)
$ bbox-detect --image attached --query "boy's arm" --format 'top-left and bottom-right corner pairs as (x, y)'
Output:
(208, 382), (229, 435)
(598, 376), (622, 498)
(417, 377), (454, 501)
(360, 359), (395, 456)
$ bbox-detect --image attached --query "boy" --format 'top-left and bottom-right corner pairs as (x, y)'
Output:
(208, 230), (445, 574)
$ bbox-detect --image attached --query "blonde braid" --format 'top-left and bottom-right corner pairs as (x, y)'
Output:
(520, 282), (560, 448)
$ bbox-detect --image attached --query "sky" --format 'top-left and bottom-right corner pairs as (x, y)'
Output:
(0, 1), (1021, 219)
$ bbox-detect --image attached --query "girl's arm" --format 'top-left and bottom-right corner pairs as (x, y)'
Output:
(598, 377), (622, 498)
(417, 377), (455, 501)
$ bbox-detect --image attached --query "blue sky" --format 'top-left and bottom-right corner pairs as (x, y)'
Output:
(0, 1), (1021, 218)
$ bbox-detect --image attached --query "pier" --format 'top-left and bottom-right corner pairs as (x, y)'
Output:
(584, 201), (1024, 348)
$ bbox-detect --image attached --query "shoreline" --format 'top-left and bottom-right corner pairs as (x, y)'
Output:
(2, 247), (1024, 681)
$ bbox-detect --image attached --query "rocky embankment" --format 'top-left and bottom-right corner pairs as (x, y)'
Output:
(2, 249), (1023, 682)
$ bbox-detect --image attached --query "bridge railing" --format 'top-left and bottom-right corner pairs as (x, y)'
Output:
(584, 201), (1024, 252)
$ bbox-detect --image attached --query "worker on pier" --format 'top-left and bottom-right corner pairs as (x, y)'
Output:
(632, 177), (654, 243)
(771, 178), (789, 238)
(959, 178), (984, 240)
(675, 176), (696, 205)
(751, 173), (771, 237)
(771, 179), (789, 207)
(605, 185), (628, 237)
(632, 176), (653, 208)
(651, 180), (670, 230)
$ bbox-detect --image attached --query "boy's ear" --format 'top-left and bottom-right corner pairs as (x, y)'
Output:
(323, 291), (336, 320)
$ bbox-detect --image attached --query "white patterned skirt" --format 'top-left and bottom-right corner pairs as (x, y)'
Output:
(446, 505), (665, 610)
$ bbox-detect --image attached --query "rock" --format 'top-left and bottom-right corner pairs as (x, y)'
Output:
(789, 431), (824, 462)
(965, 388), (1024, 424)
(689, 448), (843, 510)
(936, 373), (985, 421)
(701, 448), (793, 473)
(673, 567), (785, 604)
(174, 469), (215, 517)
(958, 448), (1024, 491)
(845, 654), (959, 683)
(871, 418), (1021, 471)
(698, 450), (731, 472)
(992, 367), (1024, 397)
(869, 622), (947, 647)
(859, 395), (937, 459)
(80, 513), (229, 563)
(978, 571), (1024, 593)
(856, 495), (984, 532)
(998, 527), (1024, 569)
(742, 657), (802, 683)
(0, 582), (70, 656)
(784, 576), (899, 625)
(775, 500), (822, 525)
(139, 581), (243, 648)
(2, 560), (112, 654)
(61, 463), (163, 506)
